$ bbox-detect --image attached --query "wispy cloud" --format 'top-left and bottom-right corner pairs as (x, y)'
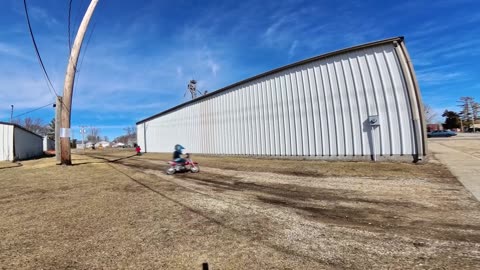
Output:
(0, 42), (30, 60)
(288, 40), (298, 58)
(207, 59), (220, 76)
(29, 5), (60, 29)
(417, 71), (463, 83)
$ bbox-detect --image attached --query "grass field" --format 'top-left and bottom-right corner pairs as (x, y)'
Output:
(1, 150), (479, 269)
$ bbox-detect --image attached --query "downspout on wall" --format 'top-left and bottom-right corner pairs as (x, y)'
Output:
(393, 39), (427, 161)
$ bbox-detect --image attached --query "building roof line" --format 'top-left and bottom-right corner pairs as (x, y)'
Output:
(136, 36), (404, 125)
(0, 121), (45, 139)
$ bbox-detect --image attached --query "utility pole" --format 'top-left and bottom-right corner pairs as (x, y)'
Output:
(55, 96), (62, 164)
(470, 99), (476, 133)
(80, 126), (86, 151)
(60, 0), (99, 165)
(10, 105), (13, 122)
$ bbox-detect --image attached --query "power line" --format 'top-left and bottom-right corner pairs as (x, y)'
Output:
(23, 0), (58, 98)
(77, 22), (96, 74)
(68, 0), (73, 52)
(12, 102), (55, 119)
(72, 0), (86, 40)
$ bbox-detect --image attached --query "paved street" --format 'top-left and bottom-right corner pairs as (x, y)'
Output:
(429, 134), (480, 201)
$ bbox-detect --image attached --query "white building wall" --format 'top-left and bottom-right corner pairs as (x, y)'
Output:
(0, 124), (14, 161)
(43, 136), (55, 151)
(13, 127), (43, 160)
(138, 39), (425, 160)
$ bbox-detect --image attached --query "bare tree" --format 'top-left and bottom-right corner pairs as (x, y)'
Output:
(423, 104), (438, 124)
(115, 126), (137, 145)
(12, 117), (48, 135)
(458, 97), (477, 131)
(473, 102), (480, 121)
(87, 127), (101, 143)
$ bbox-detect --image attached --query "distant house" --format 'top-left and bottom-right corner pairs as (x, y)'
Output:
(0, 121), (44, 161)
(112, 142), (125, 148)
(427, 124), (442, 132)
(95, 141), (111, 148)
(76, 142), (94, 149)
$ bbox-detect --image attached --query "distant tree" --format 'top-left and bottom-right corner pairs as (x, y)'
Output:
(442, 110), (461, 130)
(124, 126), (136, 137)
(12, 117), (49, 136)
(473, 102), (480, 121)
(87, 127), (101, 143)
(103, 136), (109, 142)
(423, 104), (438, 124)
(114, 126), (137, 145)
(458, 97), (479, 131)
(47, 118), (55, 140)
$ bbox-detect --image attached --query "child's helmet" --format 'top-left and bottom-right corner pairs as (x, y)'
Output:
(174, 144), (185, 151)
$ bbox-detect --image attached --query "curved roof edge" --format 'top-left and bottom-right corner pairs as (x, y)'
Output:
(137, 36), (404, 125)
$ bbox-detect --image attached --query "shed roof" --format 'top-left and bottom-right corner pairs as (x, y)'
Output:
(0, 121), (44, 139)
(137, 36), (404, 125)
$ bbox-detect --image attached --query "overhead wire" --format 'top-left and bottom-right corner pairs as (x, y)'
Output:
(23, 0), (58, 98)
(72, 0), (85, 41)
(68, 0), (73, 52)
(12, 102), (55, 119)
(73, 0), (99, 88)
(77, 22), (96, 74)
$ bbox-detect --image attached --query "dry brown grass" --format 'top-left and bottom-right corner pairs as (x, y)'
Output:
(1, 150), (479, 269)
(90, 149), (454, 179)
(0, 161), (22, 170)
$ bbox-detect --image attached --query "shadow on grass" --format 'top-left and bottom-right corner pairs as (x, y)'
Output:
(0, 163), (23, 170)
(72, 154), (138, 166)
(105, 162), (330, 266)
(80, 153), (330, 266)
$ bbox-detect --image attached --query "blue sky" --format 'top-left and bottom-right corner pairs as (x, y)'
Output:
(1, 0), (479, 140)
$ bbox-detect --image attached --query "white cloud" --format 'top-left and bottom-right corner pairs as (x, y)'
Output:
(207, 60), (219, 76)
(417, 71), (464, 84)
(27, 5), (60, 29)
(288, 40), (298, 58)
(176, 66), (184, 78)
(0, 42), (31, 60)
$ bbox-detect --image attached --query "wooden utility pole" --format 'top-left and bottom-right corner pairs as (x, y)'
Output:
(55, 96), (62, 164)
(60, 0), (99, 165)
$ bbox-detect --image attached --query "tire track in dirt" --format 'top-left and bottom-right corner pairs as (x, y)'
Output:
(100, 154), (480, 243)
(81, 152), (480, 269)
(82, 153), (339, 267)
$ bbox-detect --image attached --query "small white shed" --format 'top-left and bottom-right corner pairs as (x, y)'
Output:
(0, 122), (44, 161)
(43, 136), (55, 151)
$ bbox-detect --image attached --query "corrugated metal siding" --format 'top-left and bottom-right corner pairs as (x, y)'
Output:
(13, 127), (43, 160)
(0, 124), (14, 161)
(138, 42), (422, 159)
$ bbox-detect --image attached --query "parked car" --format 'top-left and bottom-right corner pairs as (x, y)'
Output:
(427, 130), (457, 138)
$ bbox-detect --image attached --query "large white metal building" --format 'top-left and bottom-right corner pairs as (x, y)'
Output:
(137, 37), (426, 161)
(0, 122), (44, 161)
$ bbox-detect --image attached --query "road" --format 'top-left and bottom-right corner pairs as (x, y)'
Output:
(429, 133), (480, 200)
